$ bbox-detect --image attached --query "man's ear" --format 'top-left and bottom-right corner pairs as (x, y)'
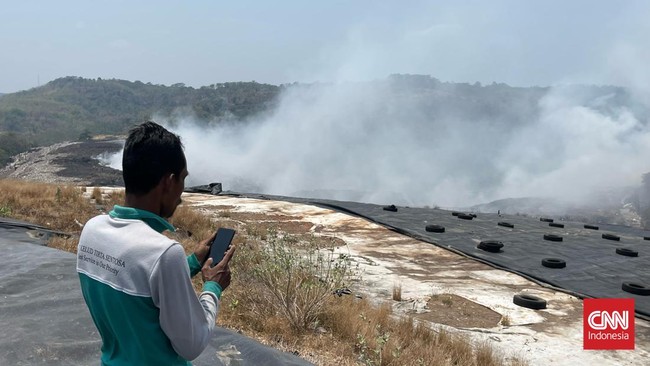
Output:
(161, 173), (175, 193)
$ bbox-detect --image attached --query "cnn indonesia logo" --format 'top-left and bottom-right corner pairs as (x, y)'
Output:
(583, 298), (635, 350)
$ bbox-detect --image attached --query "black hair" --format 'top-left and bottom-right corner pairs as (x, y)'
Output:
(122, 121), (186, 195)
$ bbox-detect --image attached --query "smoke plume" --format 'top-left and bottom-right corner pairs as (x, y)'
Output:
(98, 79), (650, 210)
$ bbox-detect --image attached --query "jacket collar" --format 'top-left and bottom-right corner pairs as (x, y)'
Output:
(109, 205), (175, 233)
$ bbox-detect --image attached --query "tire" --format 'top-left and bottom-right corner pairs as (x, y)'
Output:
(602, 233), (620, 241)
(584, 224), (599, 230)
(549, 222), (564, 228)
(477, 240), (504, 253)
(513, 294), (547, 309)
(383, 205), (397, 212)
(498, 222), (514, 228)
(457, 213), (474, 220)
(425, 224), (445, 233)
(616, 248), (638, 257)
(541, 258), (566, 268)
(540, 218), (554, 223)
(622, 282), (650, 296)
(543, 234), (563, 242)
(452, 211), (461, 217)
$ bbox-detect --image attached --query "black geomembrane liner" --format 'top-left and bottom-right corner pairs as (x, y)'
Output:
(223, 192), (650, 319)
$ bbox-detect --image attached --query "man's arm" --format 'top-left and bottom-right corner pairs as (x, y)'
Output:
(150, 244), (219, 361)
(187, 253), (202, 277)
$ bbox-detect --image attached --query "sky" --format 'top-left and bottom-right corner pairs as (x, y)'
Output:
(2, 0), (650, 93)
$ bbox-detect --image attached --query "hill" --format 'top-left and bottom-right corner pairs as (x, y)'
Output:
(2, 75), (646, 153)
(0, 77), (281, 164)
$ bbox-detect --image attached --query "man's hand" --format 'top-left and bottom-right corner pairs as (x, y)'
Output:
(201, 245), (235, 291)
(193, 231), (217, 265)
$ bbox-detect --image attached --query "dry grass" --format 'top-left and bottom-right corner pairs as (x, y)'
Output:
(392, 282), (402, 301)
(317, 296), (522, 366)
(48, 234), (80, 253)
(441, 294), (454, 307)
(0, 180), (127, 252)
(2, 179), (528, 366)
(104, 189), (125, 209)
(0, 179), (99, 233)
(501, 314), (511, 327)
(166, 205), (216, 255)
(91, 187), (103, 204)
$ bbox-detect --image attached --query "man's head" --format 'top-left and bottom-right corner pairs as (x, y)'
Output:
(122, 121), (188, 218)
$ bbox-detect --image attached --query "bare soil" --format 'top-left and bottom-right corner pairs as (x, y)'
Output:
(417, 293), (502, 329)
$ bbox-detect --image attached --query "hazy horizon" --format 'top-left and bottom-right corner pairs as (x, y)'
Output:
(2, 73), (636, 94)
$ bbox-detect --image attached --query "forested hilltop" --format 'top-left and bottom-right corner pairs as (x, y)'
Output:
(0, 77), (280, 164)
(0, 74), (645, 167)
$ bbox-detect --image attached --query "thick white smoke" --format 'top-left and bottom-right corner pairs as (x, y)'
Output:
(494, 88), (650, 204)
(127, 81), (647, 209)
(102, 80), (650, 209)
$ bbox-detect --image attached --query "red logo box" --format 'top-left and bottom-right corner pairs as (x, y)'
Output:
(583, 298), (634, 350)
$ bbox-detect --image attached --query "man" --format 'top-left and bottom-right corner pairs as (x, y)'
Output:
(77, 121), (233, 365)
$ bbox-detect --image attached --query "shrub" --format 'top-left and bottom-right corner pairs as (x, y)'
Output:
(234, 228), (352, 330)
(0, 204), (11, 217)
(91, 187), (103, 204)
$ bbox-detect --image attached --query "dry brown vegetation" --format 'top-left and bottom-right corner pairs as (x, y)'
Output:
(0, 179), (100, 233)
(0, 180), (124, 253)
(1, 179), (527, 366)
(91, 187), (103, 204)
(392, 282), (402, 302)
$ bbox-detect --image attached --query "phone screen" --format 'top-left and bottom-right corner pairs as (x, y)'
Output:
(208, 228), (236, 266)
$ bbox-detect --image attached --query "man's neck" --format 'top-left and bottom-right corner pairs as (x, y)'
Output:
(124, 193), (161, 216)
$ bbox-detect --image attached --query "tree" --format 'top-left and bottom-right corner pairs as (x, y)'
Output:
(78, 128), (92, 141)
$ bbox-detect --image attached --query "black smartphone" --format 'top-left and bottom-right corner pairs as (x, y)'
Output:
(208, 228), (236, 267)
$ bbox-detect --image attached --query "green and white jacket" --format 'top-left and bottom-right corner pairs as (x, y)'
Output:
(77, 205), (221, 365)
